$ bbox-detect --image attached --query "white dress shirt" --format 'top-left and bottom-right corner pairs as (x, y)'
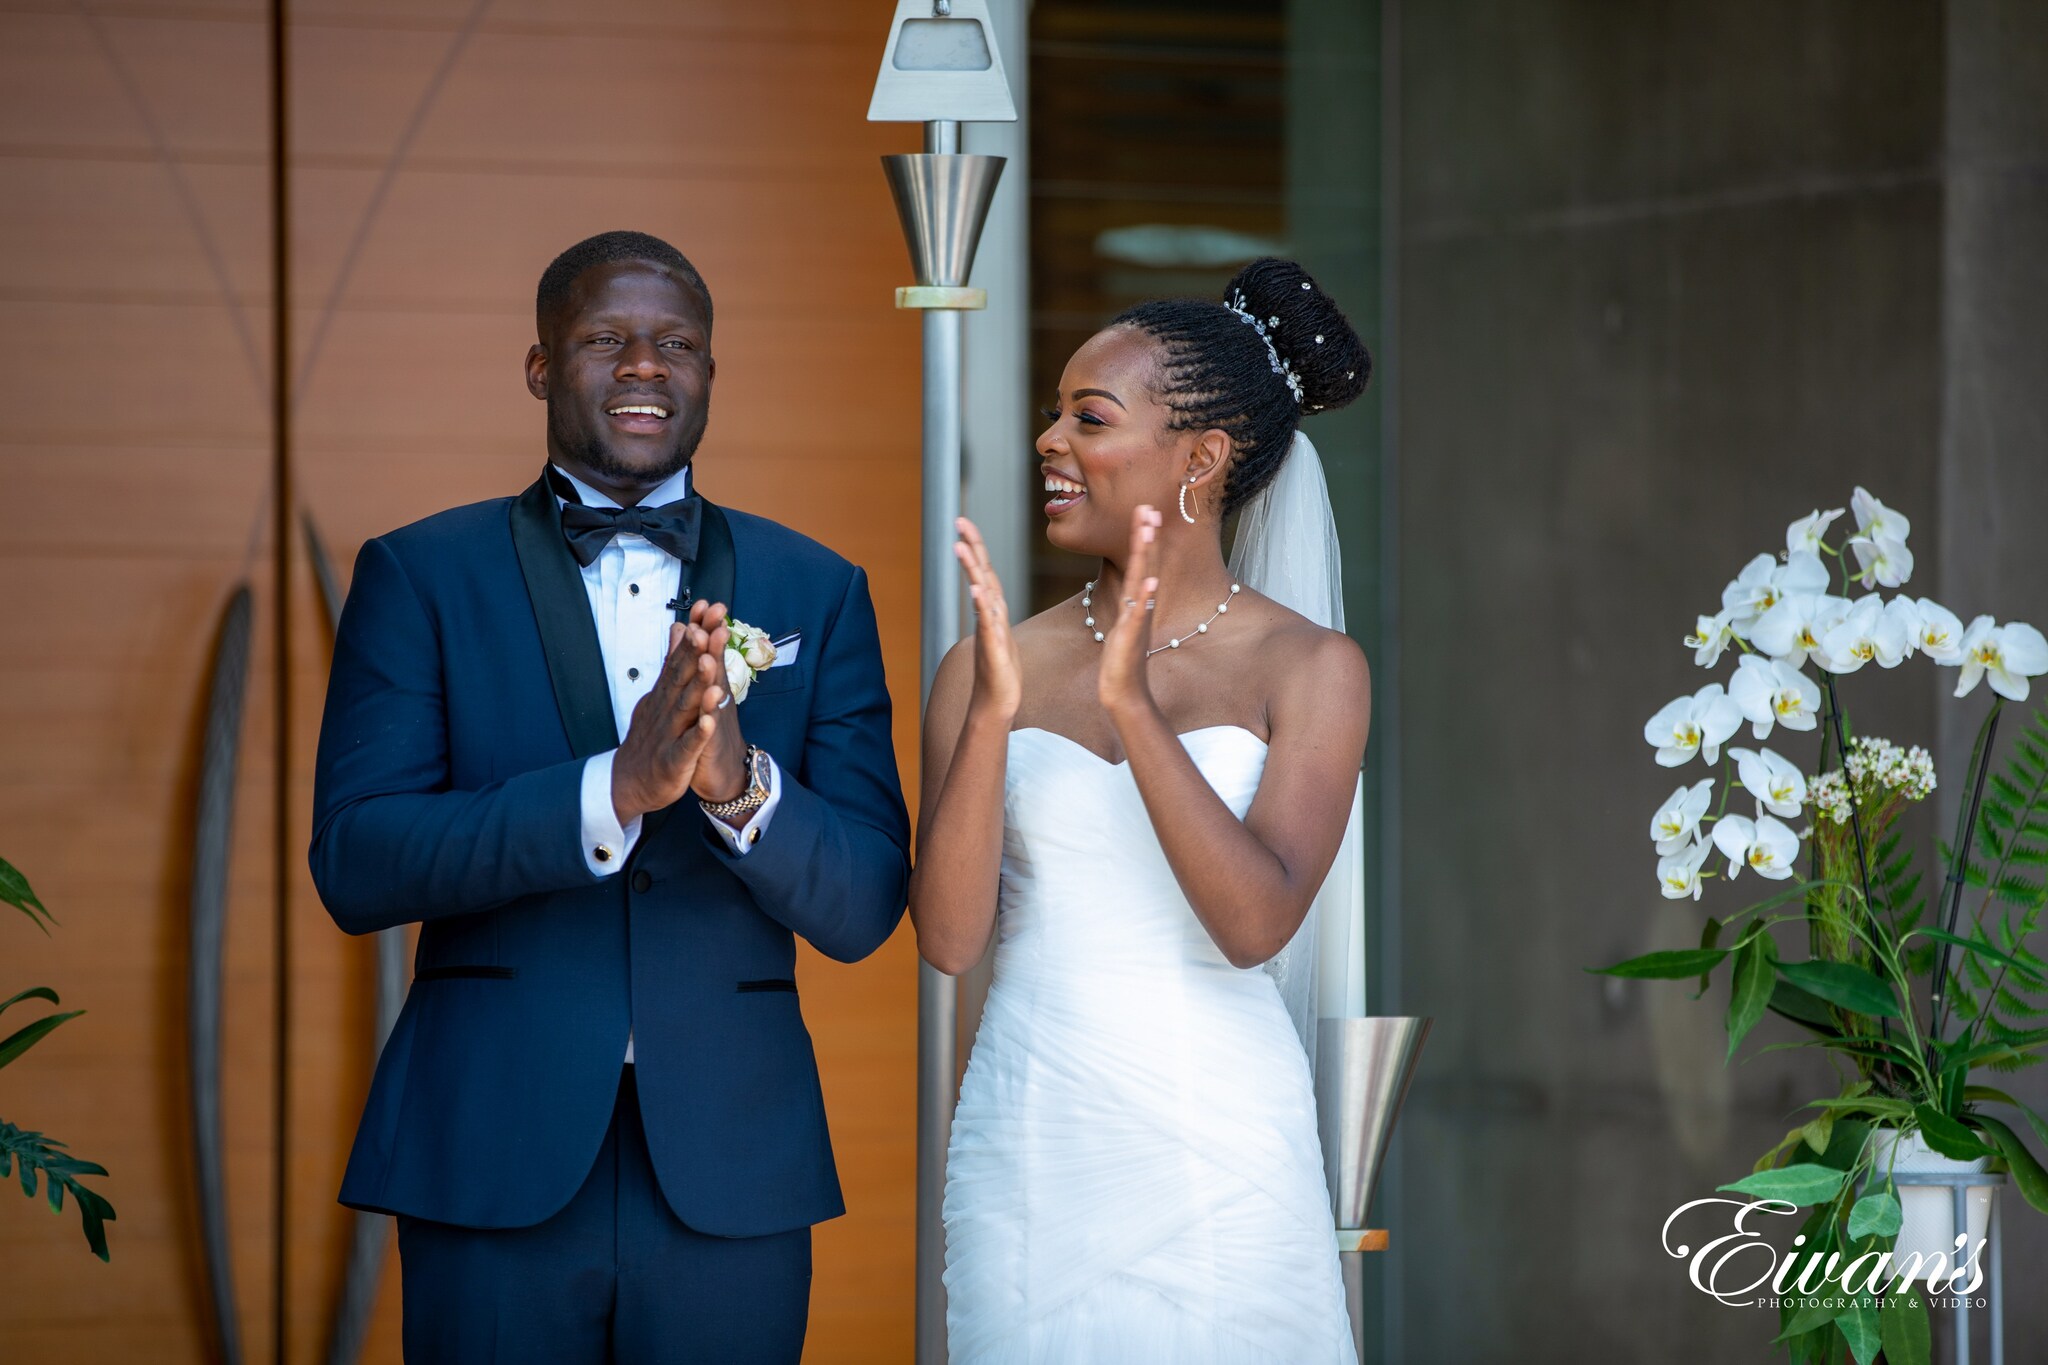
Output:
(556, 462), (781, 1063)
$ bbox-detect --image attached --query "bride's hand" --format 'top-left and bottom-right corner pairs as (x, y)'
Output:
(1098, 504), (1163, 718)
(954, 516), (1022, 719)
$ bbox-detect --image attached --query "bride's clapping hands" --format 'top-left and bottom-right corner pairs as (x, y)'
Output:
(954, 515), (1022, 719)
(1098, 504), (1164, 717)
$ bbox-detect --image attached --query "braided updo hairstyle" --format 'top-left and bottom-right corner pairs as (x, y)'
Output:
(1110, 258), (1370, 514)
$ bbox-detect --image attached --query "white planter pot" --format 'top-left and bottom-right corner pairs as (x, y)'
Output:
(1863, 1128), (1995, 1281)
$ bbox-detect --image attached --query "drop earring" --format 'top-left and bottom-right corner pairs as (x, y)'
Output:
(1179, 477), (1198, 524)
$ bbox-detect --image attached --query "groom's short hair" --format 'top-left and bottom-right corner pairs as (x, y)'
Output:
(536, 230), (713, 335)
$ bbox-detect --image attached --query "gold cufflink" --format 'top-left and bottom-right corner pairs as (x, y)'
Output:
(747, 828), (761, 845)
(594, 845), (613, 862)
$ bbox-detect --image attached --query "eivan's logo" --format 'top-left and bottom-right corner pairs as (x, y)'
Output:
(1661, 1198), (1985, 1307)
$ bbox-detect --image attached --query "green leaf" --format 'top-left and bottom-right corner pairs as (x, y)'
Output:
(1695, 915), (1723, 996)
(0, 987), (59, 1018)
(0, 1120), (114, 1260)
(1768, 978), (1843, 1033)
(1839, 1294), (1883, 1365)
(1846, 1191), (1901, 1240)
(1717, 1163), (1849, 1206)
(1913, 927), (2048, 988)
(0, 1010), (83, 1070)
(1586, 947), (1729, 980)
(1776, 960), (1903, 1018)
(1773, 1291), (1847, 1343)
(1879, 1289), (1930, 1365)
(1801, 1114), (1834, 1155)
(0, 856), (52, 932)
(1913, 1104), (1993, 1161)
(1727, 935), (1775, 1061)
(1971, 1114), (2048, 1215)
(1964, 1086), (2048, 1146)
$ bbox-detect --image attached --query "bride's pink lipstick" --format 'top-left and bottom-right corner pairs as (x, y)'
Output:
(1042, 465), (1087, 517)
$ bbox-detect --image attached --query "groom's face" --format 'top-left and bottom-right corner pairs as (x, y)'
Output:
(526, 260), (715, 503)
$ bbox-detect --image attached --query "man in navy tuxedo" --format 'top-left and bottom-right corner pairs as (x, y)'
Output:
(309, 229), (911, 1362)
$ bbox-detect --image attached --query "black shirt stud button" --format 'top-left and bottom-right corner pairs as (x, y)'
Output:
(629, 583), (640, 595)
(628, 667), (640, 680)
(631, 870), (653, 893)
(593, 845), (613, 863)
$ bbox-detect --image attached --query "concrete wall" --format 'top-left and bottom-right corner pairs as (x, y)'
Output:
(1387, 2), (2047, 1358)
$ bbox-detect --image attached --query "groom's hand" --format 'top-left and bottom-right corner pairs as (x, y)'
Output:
(684, 598), (751, 811)
(611, 609), (729, 826)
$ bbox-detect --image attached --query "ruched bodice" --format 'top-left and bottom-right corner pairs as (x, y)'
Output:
(942, 725), (1356, 1364)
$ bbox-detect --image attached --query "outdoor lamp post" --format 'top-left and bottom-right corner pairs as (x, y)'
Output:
(867, 4), (1016, 1361)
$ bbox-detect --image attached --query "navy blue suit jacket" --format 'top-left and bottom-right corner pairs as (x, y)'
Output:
(309, 472), (911, 1235)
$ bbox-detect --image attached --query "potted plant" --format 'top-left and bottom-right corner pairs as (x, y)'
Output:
(1593, 491), (2048, 1364)
(2, 855), (115, 1259)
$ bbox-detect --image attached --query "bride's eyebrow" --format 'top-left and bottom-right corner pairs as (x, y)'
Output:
(1067, 387), (1126, 410)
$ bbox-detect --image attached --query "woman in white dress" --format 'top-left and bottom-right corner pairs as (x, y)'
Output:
(909, 258), (1374, 1364)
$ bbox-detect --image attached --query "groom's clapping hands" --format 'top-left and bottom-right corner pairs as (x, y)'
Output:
(610, 598), (750, 825)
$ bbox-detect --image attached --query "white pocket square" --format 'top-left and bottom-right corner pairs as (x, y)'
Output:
(767, 632), (801, 667)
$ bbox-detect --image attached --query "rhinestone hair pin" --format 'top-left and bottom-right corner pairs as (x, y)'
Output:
(1224, 287), (1304, 405)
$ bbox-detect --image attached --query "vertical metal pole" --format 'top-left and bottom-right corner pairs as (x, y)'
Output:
(1990, 1187), (2004, 1365)
(916, 116), (964, 1365)
(1954, 1184), (1971, 1365)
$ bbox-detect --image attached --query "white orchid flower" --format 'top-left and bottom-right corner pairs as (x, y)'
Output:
(1658, 836), (1714, 901)
(1644, 683), (1742, 767)
(1881, 597), (1923, 662)
(1786, 507), (1844, 556)
(1651, 778), (1715, 854)
(1847, 487), (1914, 588)
(1911, 598), (1966, 664)
(1848, 533), (1914, 589)
(1721, 552), (1824, 630)
(1955, 617), (2048, 701)
(1712, 813), (1800, 881)
(1721, 553), (1780, 629)
(1685, 611), (1736, 668)
(1850, 486), (1911, 545)
(1752, 592), (1848, 666)
(1729, 746), (1807, 818)
(1817, 594), (1912, 673)
(1729, 654), (1822, 739)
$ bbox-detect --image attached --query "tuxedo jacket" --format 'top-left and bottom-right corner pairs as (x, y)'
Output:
(308, 472), (911, 1235)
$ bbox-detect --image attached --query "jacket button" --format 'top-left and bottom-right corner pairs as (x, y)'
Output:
(631, 870), (653, 893)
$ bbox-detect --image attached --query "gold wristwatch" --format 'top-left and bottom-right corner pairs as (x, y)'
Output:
(700, 744), (772, 822)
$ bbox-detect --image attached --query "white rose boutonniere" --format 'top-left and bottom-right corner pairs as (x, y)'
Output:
(721, 616), (778, 704)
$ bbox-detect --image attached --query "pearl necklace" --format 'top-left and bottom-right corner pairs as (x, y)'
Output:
(1082, 579), (1241, 657)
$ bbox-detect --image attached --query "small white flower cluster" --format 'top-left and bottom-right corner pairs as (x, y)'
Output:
(1808, 771), (1853, 825)
(1225, 289), (1304, 404)
(1842, 736), (1936, 799)
(1806, 737), (1938, 826)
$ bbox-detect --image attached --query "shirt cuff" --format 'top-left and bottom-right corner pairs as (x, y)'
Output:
(581, 749), (643, 876)
(703, 752), (781, 855)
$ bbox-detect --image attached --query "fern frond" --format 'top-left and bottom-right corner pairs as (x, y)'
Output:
(0, 1121), (114, 1260)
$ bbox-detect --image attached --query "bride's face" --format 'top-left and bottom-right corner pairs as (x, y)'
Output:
(1035, 326), (1189, 556)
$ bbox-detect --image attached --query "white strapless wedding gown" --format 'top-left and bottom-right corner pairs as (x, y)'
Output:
(942, 725), (1357, 1364)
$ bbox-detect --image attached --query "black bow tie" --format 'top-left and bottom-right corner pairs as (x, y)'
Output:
(549, 469), (702, 568)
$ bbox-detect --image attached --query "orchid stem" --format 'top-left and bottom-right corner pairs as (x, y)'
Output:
(1929, 698), (2004, 1056)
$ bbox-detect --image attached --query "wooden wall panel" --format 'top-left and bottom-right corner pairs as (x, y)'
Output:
(0, 6), (277, 1363)
(283, 5), (921, 1362)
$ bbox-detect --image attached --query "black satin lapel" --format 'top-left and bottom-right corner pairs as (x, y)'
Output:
(509, 477), (617, 761)
(642, 498), (739, 849)
(684, 499), (736, 617)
